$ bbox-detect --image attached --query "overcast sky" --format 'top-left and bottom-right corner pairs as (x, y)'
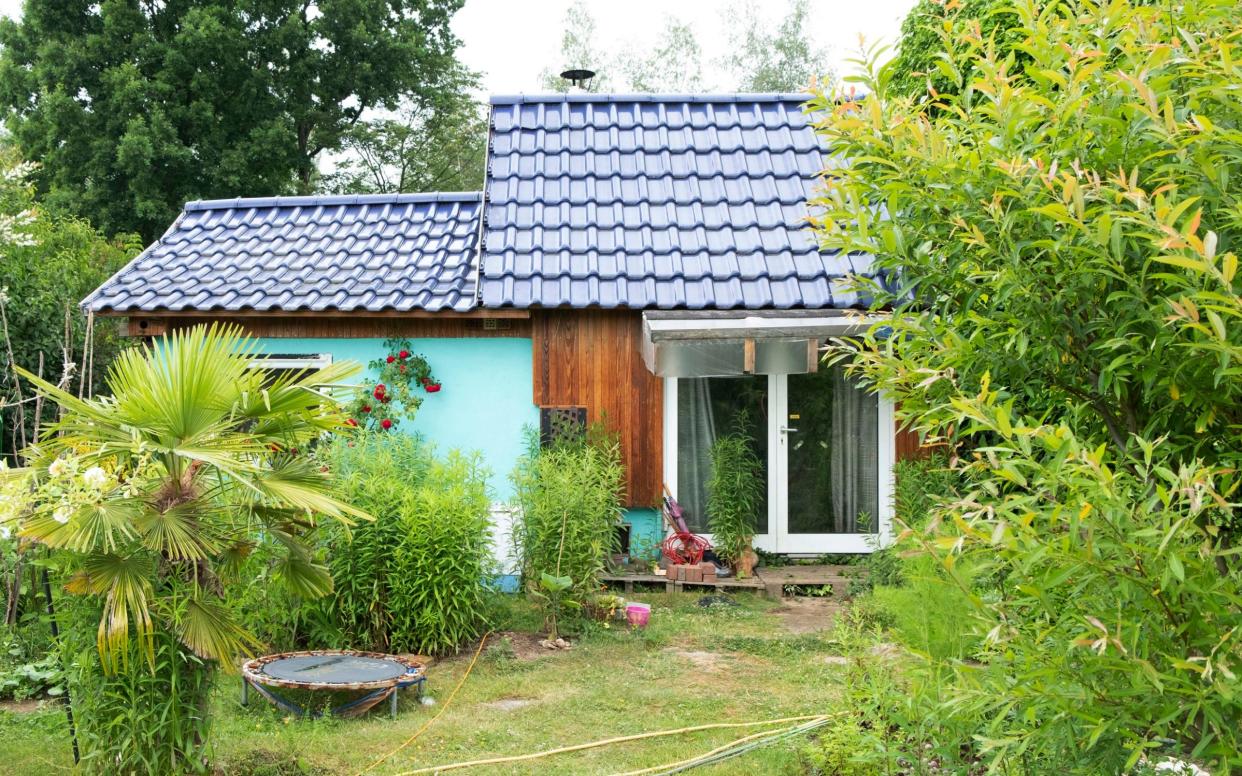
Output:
(456, 0), (915, 93)
(0, 0), (915, 94)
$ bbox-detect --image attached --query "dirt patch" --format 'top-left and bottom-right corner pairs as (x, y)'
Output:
(487, 631), (565, 662)
(663, 648), (725, 670)
(0, 698), (49, 714)
(770, 596), (843, 634)
(482, 697), (535, 712)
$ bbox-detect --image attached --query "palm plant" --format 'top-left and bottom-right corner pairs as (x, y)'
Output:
(0, 323), (365, 670)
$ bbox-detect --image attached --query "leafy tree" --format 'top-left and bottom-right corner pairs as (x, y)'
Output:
(0, 0), (466, 240)
(810, 0), (1240, 767)
(887, 0), (1023, 98)
(0, 324), (365, 769)
(721, 0), (830, 92)
(617, 18), (705, 93)
(0, 151), (138, 458)
(325, 67), (486, 195)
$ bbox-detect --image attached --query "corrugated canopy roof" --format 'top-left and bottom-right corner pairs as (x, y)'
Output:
(84, 192), (482, 314)
(479, 93), (882, 310)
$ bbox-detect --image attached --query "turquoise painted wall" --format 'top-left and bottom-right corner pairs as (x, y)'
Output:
(624, 508), (664, 564)
(254, 337), (538, 501)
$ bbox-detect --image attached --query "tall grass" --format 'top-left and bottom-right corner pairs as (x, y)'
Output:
(706, 430), (763, 568)
(61, 601), (213, 775)
(511, 425), (624, 609)
(309, 433), (494, 656)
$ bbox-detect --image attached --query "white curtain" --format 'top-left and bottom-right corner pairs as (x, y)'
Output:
(676, 378), (716, 532)
(829, 366), (879, 533)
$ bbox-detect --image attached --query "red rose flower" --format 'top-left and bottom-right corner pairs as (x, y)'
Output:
(386, 355), (395, 364)
(399, 350), (410, 359)
(381, 418), (393, 430)
(361, 405), (371, 413)
(373, 384), (386, 399)
(425, 383), (442, 393)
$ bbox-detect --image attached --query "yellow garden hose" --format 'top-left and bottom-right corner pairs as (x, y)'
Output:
(356, 632), (491, 776)
(389, 714), (833, 775)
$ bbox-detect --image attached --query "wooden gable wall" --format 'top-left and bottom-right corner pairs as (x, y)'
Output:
(531, 310), (664, 507)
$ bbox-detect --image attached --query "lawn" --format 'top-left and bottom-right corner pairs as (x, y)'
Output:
(0, 593), (845, 775)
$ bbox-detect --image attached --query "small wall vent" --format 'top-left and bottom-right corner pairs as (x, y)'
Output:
(539, 406), (587, 448)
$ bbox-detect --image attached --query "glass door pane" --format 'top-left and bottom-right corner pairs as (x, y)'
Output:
(785, 366), (879, 535)
(675, 376), (768, 533)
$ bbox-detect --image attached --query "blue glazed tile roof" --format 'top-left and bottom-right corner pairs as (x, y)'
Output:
(83, 192), (483, 314)
(479, 93), (878, 310)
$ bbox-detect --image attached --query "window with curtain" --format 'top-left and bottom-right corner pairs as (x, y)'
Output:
(675, 376), (768, 533)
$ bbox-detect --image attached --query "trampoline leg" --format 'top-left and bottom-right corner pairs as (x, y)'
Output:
(241, 677), (249, 707)
(390, 689), (399, 719)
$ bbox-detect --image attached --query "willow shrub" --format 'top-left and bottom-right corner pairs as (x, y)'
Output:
(512, 426), (624, 618)
(314, 434), (493, 656)
(811, 0), (1242, 769)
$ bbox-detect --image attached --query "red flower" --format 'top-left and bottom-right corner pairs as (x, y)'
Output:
(425, 383), (442, 393)
(399, 350), (410, 359)
(345, 418), (358, 427)
(381, 418), (393, 430)
(399, 365), (406, 372)
(373, 384), (386, 399)
(361, 405), (371, 413)
(420, 376), (431, 385)
(386, 355), (395, 364)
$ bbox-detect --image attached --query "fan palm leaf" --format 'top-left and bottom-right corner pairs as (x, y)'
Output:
(7, 323), (366, 671)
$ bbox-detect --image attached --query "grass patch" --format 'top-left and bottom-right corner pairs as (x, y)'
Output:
(0, 593), (844, 775)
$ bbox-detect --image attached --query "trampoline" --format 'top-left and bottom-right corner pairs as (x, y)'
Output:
(241, 650), (426, 719)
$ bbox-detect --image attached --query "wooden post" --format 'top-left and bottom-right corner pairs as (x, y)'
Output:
(743, 338), (755, 373)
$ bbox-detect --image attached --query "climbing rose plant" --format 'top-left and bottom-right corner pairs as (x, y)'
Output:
(344, 338), (440, 431)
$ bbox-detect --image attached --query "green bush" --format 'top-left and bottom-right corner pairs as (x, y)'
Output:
(385, 452), (494, 655)
(812, 0), (1242, 768)
(706, 430), (763, 569)
(512, 425), (624, 625)
(313, 433), (494, 656)
(860, 454), (958, 591)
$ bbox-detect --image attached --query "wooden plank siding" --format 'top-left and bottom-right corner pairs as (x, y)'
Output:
(894, 424), (926, 462)
(531, 310), (663, 508)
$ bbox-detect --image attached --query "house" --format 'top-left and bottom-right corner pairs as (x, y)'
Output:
(83, 93), (922, 570)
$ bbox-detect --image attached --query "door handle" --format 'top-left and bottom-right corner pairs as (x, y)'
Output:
(780, 425), (798, 434)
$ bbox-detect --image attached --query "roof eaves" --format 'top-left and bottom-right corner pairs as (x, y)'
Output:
(184, 191), (482, 212)
(489, 92), (812, 106)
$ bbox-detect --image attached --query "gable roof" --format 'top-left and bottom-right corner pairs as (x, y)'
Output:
(478, 93), (878, 310)
(84, 192), (482, 314)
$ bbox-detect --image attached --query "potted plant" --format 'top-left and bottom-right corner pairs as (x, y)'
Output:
(706, 427), (763, 578)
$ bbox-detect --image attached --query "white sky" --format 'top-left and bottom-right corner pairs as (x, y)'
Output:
(455, 0), (915, 93)
(0, 0), (915, 94)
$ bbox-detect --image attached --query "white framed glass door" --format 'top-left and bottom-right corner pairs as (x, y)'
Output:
(664, 369), (894, 555)
(773, 370), (895, 554)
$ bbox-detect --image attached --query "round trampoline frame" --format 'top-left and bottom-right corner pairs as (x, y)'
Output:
(241, 650), (426, 719)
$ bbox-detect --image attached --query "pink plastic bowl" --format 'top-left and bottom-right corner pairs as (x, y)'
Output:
(625, 603), (651, 628)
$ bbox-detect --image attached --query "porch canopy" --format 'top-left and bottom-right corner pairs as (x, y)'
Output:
(641, 310), (887, 378)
